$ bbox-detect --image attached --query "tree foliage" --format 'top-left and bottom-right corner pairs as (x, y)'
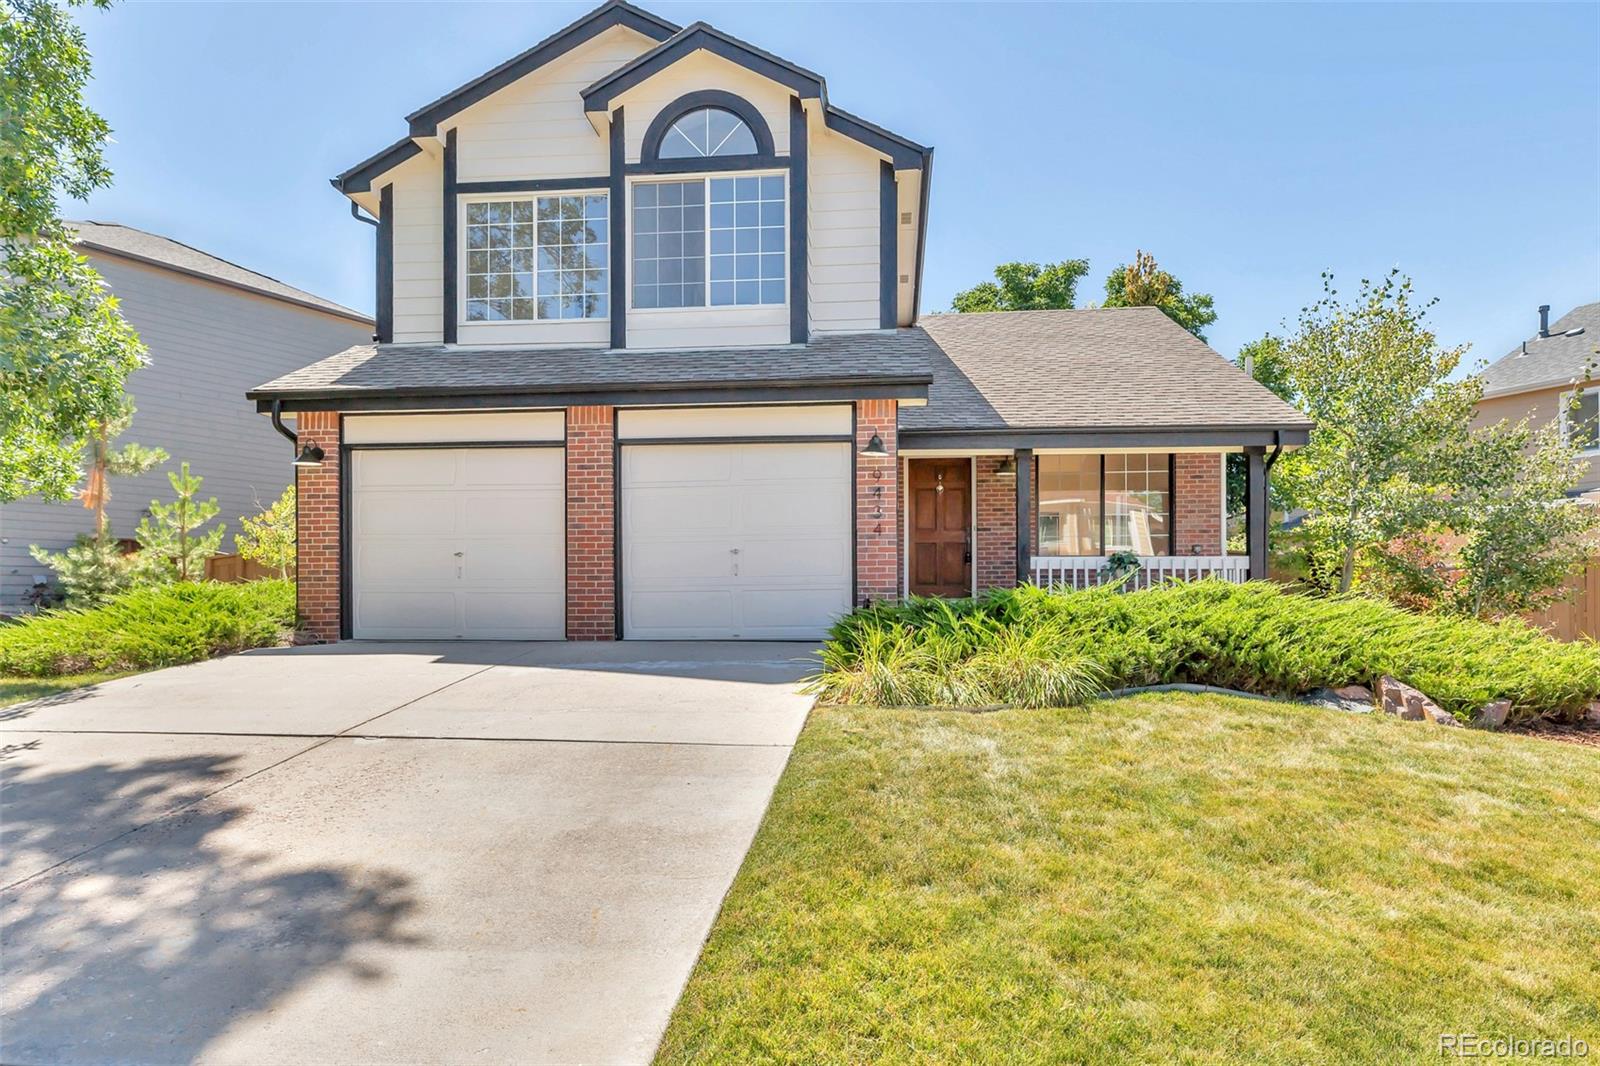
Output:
(235, 485), (296, 579)
(1, 0), (146, 502)
(1100, 250), (1218, 339)
(951, 260), (1090, 313)
(1272, 270), (1598, 614)
(134, 462), (225, 582)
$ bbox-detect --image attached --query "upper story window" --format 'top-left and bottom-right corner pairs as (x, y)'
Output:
(1566, 386), (1600, 452)
(659, 107), (758, 159)
(632, 174), (786, 310)
(465, 194), (608, 322)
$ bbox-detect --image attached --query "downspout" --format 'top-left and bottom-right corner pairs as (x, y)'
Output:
(270, 398), (298, 451)
(1264, 429), (1283, 474)
(350, 201), (379, 227)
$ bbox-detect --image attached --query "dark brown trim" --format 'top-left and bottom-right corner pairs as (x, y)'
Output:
(338, 414), (352, 641)
(609, 108), (627, 349)
(611, 407), (623, 640)
(1246, 445), (1268, 580)
(331, 136), (423, 195)
(583, 22), (825, 113)
(900, 426), (1312, 450)
(375, 184), (394, 343)
(253, 380), (931, 413)
(623, 154), (789, 175)
(789, 96), (808, 344)
(1167, 451), (1178, 557)
(850, 402), (858, 606)
(823, 106), (930, 170)
(879, 160), (896, 329)
(442, 129), (458, 344)
(456, 177), (609, 194)
(1014, 447), (1033, 585)
(911, 149), (932, 322)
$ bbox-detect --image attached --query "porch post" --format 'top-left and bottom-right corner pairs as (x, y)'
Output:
(1015, 448), (1033, 586)
(1245, 445), (1267, 581)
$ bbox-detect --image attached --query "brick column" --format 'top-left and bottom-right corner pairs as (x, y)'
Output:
(295, 411), (342, 642)
(1174, 452), (1224, 555)
(974, 456), (1016, 592)
(566, 406), (616, 640)
(855, 400), (899, 605)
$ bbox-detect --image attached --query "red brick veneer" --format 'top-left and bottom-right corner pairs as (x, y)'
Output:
(1174, 452), (1224, 555)
(974, 456), (1019, 592)
(855, 400), (899, 605)
(295, 411), (342, 642)
(566, 405), (616, 640)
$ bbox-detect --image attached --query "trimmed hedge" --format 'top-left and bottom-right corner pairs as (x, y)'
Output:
(815, 581), (1600, 724)
(0, 580), (296, 677)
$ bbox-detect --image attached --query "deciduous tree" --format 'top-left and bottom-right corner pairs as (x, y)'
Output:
(235, 485), (296, 579)
(951, 260), (1090, 313)
(1099, 250), (1218, 339)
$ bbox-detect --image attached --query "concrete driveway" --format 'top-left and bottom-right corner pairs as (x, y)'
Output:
(0, 641), (817, 1065)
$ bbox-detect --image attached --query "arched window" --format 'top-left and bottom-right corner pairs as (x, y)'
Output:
(658, 107), (758, 159)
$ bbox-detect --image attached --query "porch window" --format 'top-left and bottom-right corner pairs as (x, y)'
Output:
(465, 194), (609, 322)
(1036, 453), (1172, 555)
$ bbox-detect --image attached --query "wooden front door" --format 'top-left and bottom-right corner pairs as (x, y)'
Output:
(909, 458), (972, 597)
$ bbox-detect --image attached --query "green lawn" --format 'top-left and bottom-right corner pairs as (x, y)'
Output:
(658, 695), (1600, 1063)
(0, 672), (129, 711)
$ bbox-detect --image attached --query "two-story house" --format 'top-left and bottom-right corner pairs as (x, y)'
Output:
(249, 0), (1310, 642)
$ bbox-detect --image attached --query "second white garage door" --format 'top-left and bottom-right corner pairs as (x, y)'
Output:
(621, 442), (852, 640)
(351, 447), (565, 640)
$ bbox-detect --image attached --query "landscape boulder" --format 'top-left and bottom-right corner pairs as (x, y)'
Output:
(1303, 687), (1373, 714)
(1472, 699), (1511, 730)
(1378, 676), (1460, 726)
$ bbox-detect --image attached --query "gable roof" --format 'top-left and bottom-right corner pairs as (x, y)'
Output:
(579, 19), (930, 168)
(1480, 301), (1600, 398)
(901, 308), (1312, 443)
(71, 221), (371, 325)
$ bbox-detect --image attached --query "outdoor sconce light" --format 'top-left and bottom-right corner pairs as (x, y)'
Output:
(293, 442), (326, 467)
(861, 433), (888, 456)
(995, 456), (1017, 478)
(271, 398), (325, 469)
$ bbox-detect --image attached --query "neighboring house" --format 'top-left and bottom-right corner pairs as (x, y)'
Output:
(0, 222), (371, 611)
(249, 0), (1309, 643)
(1476, 301), (1600, 496)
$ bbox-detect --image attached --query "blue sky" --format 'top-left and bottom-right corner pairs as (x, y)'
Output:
(70, 1), (1598, 368)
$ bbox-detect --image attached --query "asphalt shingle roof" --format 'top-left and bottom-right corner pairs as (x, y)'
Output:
(902, 307), (1311, 432)
(1479, 302), (1600, 398)
(247, 331), (938, 402)
(71, 221), (370, 324)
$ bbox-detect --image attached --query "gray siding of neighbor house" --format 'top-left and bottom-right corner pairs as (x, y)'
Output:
(0, 251), (371, 611)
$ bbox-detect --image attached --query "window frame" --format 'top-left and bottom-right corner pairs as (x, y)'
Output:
(626, 169), (790, 314)
(1560, 384), (1600, 455)
(456, 188), (611, 327)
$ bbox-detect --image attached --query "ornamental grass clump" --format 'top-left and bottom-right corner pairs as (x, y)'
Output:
(813, 580), (1600, 724)
(0, 579), (296, 677)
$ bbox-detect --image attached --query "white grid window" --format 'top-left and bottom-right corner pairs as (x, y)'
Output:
(632, 173), (785, 310)
(465, 195), (608, 322)
(709, 175), (785, 306)
(1105, 453), (1171, 555)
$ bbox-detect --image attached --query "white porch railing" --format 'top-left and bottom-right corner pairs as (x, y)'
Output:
(1030, 554), (1250, 591)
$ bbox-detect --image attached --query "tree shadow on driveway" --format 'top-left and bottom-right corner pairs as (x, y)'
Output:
(1, 750), (422, 1065)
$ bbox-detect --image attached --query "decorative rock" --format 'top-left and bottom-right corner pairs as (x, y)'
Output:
(1334, 684), (1373, 703)
(1419, 702), (1463, 728)
(1585, 700), (1600, 724)
(1473, 699), (1511, 730)
(1303, 687), (1372, 714)
(1378, 675), (1458, 725)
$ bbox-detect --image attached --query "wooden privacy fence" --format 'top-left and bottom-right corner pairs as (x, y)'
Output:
(203, 553), (286, 584)
(1525, 557), (1600, 642)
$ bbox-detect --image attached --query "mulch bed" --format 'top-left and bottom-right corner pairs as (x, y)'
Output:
(1507, 720), (1600, 749)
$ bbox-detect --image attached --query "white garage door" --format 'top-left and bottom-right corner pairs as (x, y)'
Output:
(621, 442), (852, 640)
(352, 447), (565, 640)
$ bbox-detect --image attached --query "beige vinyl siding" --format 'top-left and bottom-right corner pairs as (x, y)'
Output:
(0, 253), (370, 610)
(1475, 386), (1600, 493)
(451, 27), (656, 182)
(807, 127), (881, 334)
(895, 169), (921, 326)
(389, 151), (445, 343)
(613, 50), (792, 164)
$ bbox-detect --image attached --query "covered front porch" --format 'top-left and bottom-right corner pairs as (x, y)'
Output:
(897, 430), (1299, 598)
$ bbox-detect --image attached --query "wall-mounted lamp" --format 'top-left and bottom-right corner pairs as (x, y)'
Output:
(272, 398), (325, 469)
(294, 443), (326, 467)
(995, 456), (1016, 478)
(861, 433), (887, 456)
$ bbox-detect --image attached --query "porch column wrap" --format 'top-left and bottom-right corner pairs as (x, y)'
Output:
(1245, 445), (1268, 581)
(1014, 448), (1033, 586)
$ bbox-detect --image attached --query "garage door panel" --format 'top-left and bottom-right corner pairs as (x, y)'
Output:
(739, 444), (849, 482)
(356, 491), (460, 535)
(739, 538), (850, 580)
(462, 448), (563, 487)
(627, 589), (736, 635)
(357, 449), (458, 487)
(621, 440), (850, 639)
(624, 487), (737, 536)
(625, 446), (733, 485)
(352, 447), (564, 640)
